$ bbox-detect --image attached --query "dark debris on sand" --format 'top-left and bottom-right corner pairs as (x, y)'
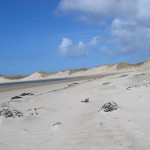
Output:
(81, 98), (89, 103)
(102, 82), (111, 85)
(53, 122), (62, 126)
(11, 93), (34, 100)
(120, 74), (128, 77)
(101, 102), (118, 112)
(11, 96), (22, 100)
(68, 83), (78, 87)
(20, 93), (34, 96)
(0, 109), (23, 118)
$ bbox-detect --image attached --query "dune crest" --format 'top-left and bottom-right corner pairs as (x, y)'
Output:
(0, 59), (150, 83)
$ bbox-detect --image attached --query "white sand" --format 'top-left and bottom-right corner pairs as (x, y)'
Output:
(0, 77), (11, 83)
(0, 67), (150, 149)
(20, 72), (44, 81)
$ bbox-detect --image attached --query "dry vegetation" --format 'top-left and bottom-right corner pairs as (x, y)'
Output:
(68, 68), (88, 75)
(0, 75), (27, 80)
(38, 71), (54, 77)
(116, 62), (143, 70)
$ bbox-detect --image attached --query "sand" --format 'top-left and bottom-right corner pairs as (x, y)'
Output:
(0, 67), (150, 150)
(1, 59), (150, 84)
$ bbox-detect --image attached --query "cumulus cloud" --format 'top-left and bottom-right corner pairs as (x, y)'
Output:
(59, 36), (101, 58)
(57, 0), (150, 58)
(58, 0), (150, 26)
(59, 38), (72, 58)
(109, 19), (150, 56)
(58, 0), (137, 24)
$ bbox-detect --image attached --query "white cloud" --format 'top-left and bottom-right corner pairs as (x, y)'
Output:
(57, 0), (150, 57)
(58, 0), (137, 24)
(90, 36), (101, 46)
(59, 38), (72, 49)
(110, 19), (150, 56)
(59, 36), (101, 58)
(58, 0), (150, 26)
(136, 0), (150, 26)
(59, 38), (72, 58)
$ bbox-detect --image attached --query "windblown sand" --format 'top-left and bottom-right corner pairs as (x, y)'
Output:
(0, 68), (150, 150)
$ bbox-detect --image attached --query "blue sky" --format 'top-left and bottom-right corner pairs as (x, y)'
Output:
(0, 0), (150, 75)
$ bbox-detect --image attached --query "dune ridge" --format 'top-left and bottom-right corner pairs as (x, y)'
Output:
(0, 59), (150, 83)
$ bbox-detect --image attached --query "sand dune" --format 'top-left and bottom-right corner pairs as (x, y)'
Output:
(0, 77), (11, 83)
(0, 75), (27, 83)
(0, 59), (150, 84)
(20, 72), (45, 81)
(116, 59), (150, 70)
(47, 59), (149, 78)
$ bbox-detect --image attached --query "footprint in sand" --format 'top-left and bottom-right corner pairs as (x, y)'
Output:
(26, 107), (45, 116)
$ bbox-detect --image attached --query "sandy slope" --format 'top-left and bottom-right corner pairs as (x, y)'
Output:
(0, 77), (10, 83)
(0, 67), (150, 150)
(0, 59), (149, 84)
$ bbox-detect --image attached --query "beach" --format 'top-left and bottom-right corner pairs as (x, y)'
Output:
(0, 68), (150, 150)
(1, 0), (150, 149)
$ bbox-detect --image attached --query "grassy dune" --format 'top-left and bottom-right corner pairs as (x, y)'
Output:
(116, 62), (144, 70)
(0, 75), (27, 80)
(68, 68), (88, 75)
(38, 71), (54, 77)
